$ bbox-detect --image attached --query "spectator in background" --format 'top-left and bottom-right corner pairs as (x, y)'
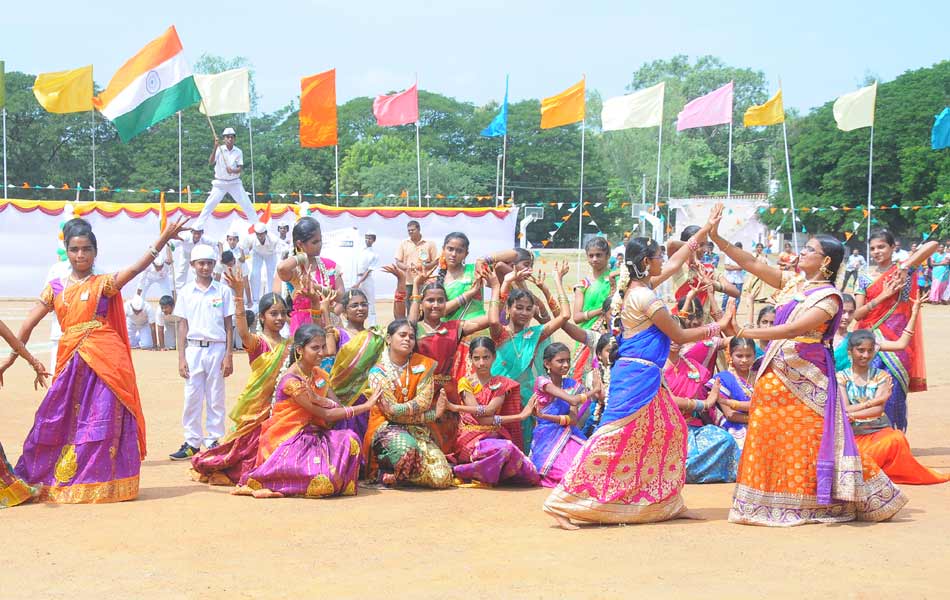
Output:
(722, 242), (745, 310)
(703, 241), (720, 268)
(842, 247), (867, 291)
(125, 295), (157, 350)
(275, 223), (292, 260)
(355, 231), (380, 325)
(778, 241), (798, 271)
(894, 240), (910, 263)
(395, 220), (438, 274)
(137, 247), (174, 300)
(246, 222), (279, 306)
(156, 295), (181, 351)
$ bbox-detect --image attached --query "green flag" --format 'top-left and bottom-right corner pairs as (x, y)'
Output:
(0, 61), (5, 109)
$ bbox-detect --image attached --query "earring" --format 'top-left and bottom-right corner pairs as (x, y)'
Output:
(820, 259), (832, 280)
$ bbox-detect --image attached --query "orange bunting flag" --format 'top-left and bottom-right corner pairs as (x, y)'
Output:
(862, 209), (870, 218)
(159, 191), (167, 233)
(931, 223), (939, 231)
(300, 69), (338, 148)
(541, 240), (551, 247)
(540, 78), (585, 129)
(844, 232), (853, 241)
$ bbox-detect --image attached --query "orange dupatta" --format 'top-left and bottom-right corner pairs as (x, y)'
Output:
(256, 366), (333, 463)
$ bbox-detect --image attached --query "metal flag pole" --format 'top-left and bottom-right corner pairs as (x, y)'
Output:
(782, 119), (799, 252)
(178, 111), (183, 203)
(248, 113), (256, 200)
(415, 121), (423, 208)
(334, 144), (340, 207)
(91, 110), (97, 201)
(866, 125), (875, 256)
(2, 107), (6, 199)
(500, 132), (507, 207)
(577, 117), (586, 274)
(726, 120), (733, 200)
(654, 119), (663, 214)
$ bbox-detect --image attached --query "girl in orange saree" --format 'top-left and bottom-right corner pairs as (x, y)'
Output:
(853, 230), (935, 431)
(0, 216), (187, 503)
(709, 225), (907, 526)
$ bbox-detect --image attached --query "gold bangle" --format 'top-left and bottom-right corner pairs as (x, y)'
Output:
(735, 326), (745, 339)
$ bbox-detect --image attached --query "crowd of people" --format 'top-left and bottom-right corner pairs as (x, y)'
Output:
(1, 200), (947, 531)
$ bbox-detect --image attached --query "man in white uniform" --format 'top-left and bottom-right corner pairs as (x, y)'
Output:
(172, 229), (219, 292)
(275, 223), (292, 260)
(125, 295), (157, 349)
(170, 244), (234, 460)
(193, 127), (260, 231)
(355, 231), (380, 325)
(246, 222), (279, 306)
(137, 247), (174, 299)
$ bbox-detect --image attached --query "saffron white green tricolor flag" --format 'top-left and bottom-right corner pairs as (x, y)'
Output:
(93, 26), (201, 142)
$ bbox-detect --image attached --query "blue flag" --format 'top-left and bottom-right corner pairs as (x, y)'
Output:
(933, 107), (950, 150)
(481, 76), (508, 137)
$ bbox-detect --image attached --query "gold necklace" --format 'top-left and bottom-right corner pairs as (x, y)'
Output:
(385, 354), (411, 397)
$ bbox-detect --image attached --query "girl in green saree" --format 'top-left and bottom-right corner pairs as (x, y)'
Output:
(492, 261), (572, 450)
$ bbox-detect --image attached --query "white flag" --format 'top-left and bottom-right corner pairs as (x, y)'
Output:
(601, 82), (665, 131)
(833, 82), (876, 132)
(196, 68), (250, 116)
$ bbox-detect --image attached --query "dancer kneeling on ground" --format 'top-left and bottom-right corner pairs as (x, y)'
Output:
(448, 336), (539, 486)
(191, 268), (291, 485)
(837, 330), (949, 485)
(543, 207), (734, 529)
(235, 324), (376, 499)
(363, 319), (453, 489)
(706, 217), (907, 526)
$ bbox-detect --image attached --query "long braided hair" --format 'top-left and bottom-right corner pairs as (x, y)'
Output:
(609, 236), (658, 336)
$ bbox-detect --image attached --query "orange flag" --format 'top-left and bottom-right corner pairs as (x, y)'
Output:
(260, 200), (272, 224)
(300, 69), (338, 148)
(159, 191), (167, 233)
(541, 78), (585, 129)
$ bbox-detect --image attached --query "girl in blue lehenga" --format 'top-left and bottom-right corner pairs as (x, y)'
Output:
(707, 337), (757, 450)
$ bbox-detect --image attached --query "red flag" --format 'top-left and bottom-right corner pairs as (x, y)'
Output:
(372, 83), (418, 127)
(248, 201), (272, 233)
(159, 191), (167, 233)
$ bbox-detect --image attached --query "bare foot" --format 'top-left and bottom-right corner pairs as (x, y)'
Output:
(251, 488), (284, 499)
(231, 485), (253, 496)
(548, 512), (580, 531)
(381, 473), (398, 487)
(207, 472), (233, 486)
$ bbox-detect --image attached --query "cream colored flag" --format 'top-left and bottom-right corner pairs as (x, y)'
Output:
(833, 82), (877, 131)
(601, 82), (664, 131)
(196, 68), (250, 116)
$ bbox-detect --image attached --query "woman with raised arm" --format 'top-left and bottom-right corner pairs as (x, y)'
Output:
(276, 217), (345, 334)
(191, 267), (291, 486)
(852, 230), (935, 431)
(0, 216), (187, 503)
(543, 223), (735, 530)
(707, 219), (906, 526)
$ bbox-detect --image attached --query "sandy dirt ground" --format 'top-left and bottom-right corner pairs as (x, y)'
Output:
(2, 297), (949, 599)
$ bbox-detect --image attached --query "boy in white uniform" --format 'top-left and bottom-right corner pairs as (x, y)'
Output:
(246, 221), (278, 306)
(137, 247), (174, 299)
(155, 295), (181, 350)
(172, 228), (219, 292)
(125, 295), (157, 349)
(170, 245), (234, 460)
(194, 127), (260, 231)
(355, 231), (380, 325)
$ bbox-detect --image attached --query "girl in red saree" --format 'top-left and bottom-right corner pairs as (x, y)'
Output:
(0, 216), (187, 503)
(407, 265), (501, 457)
(709, 222), (906, 526)
(852, 230), (935, 431)
(447, 337), (539, 486)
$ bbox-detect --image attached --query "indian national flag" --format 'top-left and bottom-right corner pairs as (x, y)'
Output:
(93, 26), (201, 142)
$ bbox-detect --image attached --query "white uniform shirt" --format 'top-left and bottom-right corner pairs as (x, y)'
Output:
(894, 249), (910, 263)
(173, 236), (218, 278)
(125, 301), (156, 327)
(214, 145), (243, 182)
(173, 280), (235, 342)
(220, 242), (250, 276)
(275, 235), (292, 260)
(358, 246), (380, 277)
(245, 232), (279, 258)
(846, 254), (867, 272)
(723, 256), (745, 285)
(156, 310), (183, 347)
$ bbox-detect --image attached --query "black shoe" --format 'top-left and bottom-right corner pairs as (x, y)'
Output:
(169, 443), (199, 461)
(207, 440), (219, 450)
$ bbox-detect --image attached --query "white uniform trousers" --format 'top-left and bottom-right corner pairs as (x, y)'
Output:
(182, 341), (227, 448)
(127, 320), (153, 349)
(250, 252), (277, 305)
(194, 179), (260, 231)
(362, 275), (377, 325)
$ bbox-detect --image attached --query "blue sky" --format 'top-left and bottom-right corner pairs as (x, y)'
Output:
(4, 0), (946, 115)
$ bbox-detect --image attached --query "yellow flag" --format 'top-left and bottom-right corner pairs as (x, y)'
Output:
(33, 66), (94, 113)
(743, 89), (784, 127)
(540, 78), (585, 129)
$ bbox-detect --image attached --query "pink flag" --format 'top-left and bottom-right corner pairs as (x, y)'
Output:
(373, 83), (419, 127)
(676, 81), (734, 131)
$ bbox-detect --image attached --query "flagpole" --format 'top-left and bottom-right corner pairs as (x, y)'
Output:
(654, 120), (663, 214)
(334, 144), (340, 207)
(500, 133), (507, 207)
(1, 107), (6, 200)
(726, 120), (733, 200)
(415, 121), (422, 208)
(91, 110), (97, 201)
(782, 120), (799, 252)
(577, 118), (586, 275)
(177, 111), (183, 203)
(866, 125), (874, 256)
(248, 113), (256, 201)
